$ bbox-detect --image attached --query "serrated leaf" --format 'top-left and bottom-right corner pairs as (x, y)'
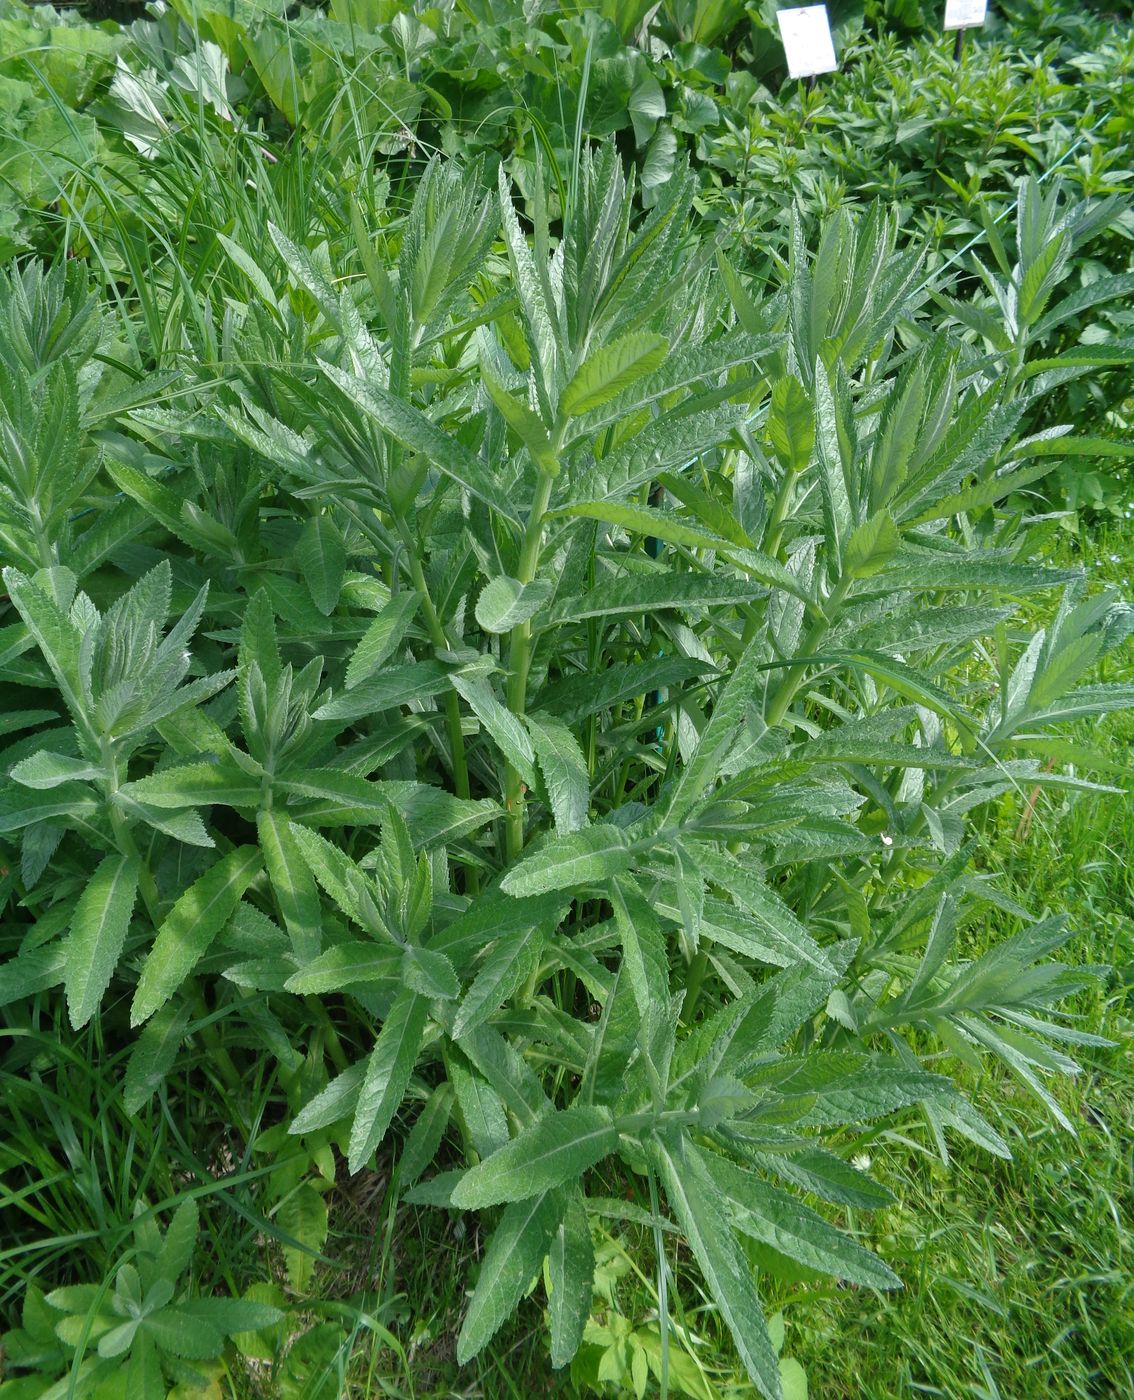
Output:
(313, 660), (451, 724)
(156, 1200), (198, 1285)
(278, 1183), (329, 1293)
(500, 824), (634, 896)
(11, 750), (101, 789)
(876, 555), (1076, 594)
(283, 942), (400, 994)
(399, 1084), (453, 1192)
(541, 656), (714, 724)
(551, 572), (771, 623)
(452, 674), (537, 784)
(290, 1060), (367, 1135)
(456, 1190), (565, 1363)
(692, 848), (833, 973)
(548, 1190), (594, 1369)
(132, 848), (262, 1025)
(120, 762), (261, 809)
(345, 591), (419, 689)
(475, 576), (553, 633)
(452, 929), (543, 1038)
(653, 1137), (782, 1400)
(142, 1309), (223, 1359)
(319, 360), (518, 522)
(66, 854), (140, 1029)
(124, 1001), (192, 1114)
(843, 509), (901, 579)
(526, 714), (589, 834)
(258, 811), (322, 962)
(481, 361), (558, 473)
(402, 945), (459, 1001)
(705, 1155), (899, 1289)
(560, 333), (668, 417)
(751, 1142), (892, 1209)
(3, 567), (85, 726)
(767, 376), (814, 476)
(451, 1106), (617, 1208)
(348, 989), (429, 1172)
(218, 232), (278, 307)
(299, 515), (346, 616)
(432, 889), (568, 965)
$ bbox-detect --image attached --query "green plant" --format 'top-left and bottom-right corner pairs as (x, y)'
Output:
(0, 0), (127, 262)
(2, 137), (1132, 1398)
(1, 1199), (282, 1399)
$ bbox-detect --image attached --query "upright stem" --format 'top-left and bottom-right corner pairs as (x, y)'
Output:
(102, 736), (161, 923)
(505, 469), (556, 862)
(764, 466), (802, 564)
(764, 573), (851, 729)
(400, 533), (478, 893)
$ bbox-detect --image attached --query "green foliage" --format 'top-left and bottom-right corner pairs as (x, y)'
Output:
(0, 124), (1130, 1398)
(0, 0), (1132, 1388)
(0, 1201), (282, 1398)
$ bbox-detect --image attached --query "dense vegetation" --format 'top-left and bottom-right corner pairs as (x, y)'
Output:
(0, 1), (1131, 1397)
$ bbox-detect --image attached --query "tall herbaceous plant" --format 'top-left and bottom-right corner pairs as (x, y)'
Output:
(1, 147), (1131, 1398)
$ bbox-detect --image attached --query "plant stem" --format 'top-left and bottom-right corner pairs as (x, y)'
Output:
(102, 737), (161, 923)
(682, 948), (711, 1025)
(399, 530), (479, 893)
(505, 468), (556, 862)
(764, 465), (802, 563)
(764, 573), (851, 728)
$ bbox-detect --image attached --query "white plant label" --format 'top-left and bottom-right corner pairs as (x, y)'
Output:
(944, 0), (988, 30)
(776, 5), (838, 80)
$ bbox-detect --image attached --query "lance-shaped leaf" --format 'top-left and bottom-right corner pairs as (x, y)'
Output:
(3, 567), (86, 729)
(402, 945), (459, 1001)
(258, 811), (322, 962)
(500, 824), (636, 896)
(345, 591), (419, 689)
(66, 853), (140, 1030)
(348, 989), (429, 1172)
(431, 889), (567, 965)
(692, 847), (834, 973)
(652, 1136), (783, 1400)
(767, 374), (814, 477)
(705, 1154), (900, 1289)
(284, 943), (401, 995)
(548, 503), (810, 602)
(526, 714), (589, 834)
(298, 514), (346, 616)
(452, 928), (543, 1038)
(120, 763), (261, 809)
(11, 751), (102, 789)
(0, 943), (66, 1008)
(456, 1189), (566, 1363)
(475, 576), (553, 633)
(124, 1001), (192, 1115)
(611, 877), (669, 1052)
(451, 1105), (618, 1208)
(843, 509), (901, 579)
(290, 1060), (368, 1135)
(313, 660), (451, 724)
(452, 674), (537, 785)
(132, 847), (262, 1025)
(319, 360), (518, 522)
(874, 553), (1078, 594)
(560, 333), (668, 417)
(548, 1190), (594, 1369)
(480, 360), (558, 473)
(289, 824), (385, 933)
(551, 572), (771, 624)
